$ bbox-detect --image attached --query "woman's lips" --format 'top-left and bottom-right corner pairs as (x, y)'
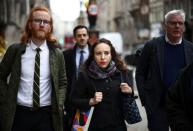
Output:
(99, 61), (106, 65)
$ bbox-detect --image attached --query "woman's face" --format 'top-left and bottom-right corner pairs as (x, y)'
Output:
(94, 42), (112, 69)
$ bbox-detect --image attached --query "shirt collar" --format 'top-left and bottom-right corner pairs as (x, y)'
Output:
(165, 35), (182, 45)
(76, 44), (89, 53)
(30, 40), (48, 51)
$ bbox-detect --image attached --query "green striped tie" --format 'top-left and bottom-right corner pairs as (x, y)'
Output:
(33, 48), (41, 109)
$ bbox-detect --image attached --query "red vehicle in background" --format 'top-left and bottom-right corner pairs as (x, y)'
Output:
(63, 34), (74, 50)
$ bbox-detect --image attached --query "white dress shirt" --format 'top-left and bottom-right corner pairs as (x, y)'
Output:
(76, 45), (89, 70)
(165, 35), (182, 45)
(17, 40), (52, 107)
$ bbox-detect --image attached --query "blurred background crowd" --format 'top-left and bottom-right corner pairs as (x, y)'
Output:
(0, 0), (193, 62)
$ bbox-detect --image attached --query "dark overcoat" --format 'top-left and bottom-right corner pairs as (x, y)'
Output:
(136, 36), (193, 114)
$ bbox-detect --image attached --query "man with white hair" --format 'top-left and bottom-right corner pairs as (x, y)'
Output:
(136, 9), (193, 131)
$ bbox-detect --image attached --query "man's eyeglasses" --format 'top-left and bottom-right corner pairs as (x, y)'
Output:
(33, 19), (50, 25)
(167, 21), (184, 26)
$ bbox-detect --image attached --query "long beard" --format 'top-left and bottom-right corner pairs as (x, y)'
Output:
(32, 30), (49, 40)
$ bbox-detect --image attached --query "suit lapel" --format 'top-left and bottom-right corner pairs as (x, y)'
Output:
(184, 39), (193, 65)
(72, 47), (78, 78)
(14, 44), (26, 75)
(49, 48), (56, 81)
(156, 36), (165, 80)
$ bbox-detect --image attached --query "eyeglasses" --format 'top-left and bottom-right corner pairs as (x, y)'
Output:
(167, 21), (184, 26)
(33, 19), (50, 25)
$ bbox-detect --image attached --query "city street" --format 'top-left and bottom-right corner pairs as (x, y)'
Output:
(1, 1), (192, 131)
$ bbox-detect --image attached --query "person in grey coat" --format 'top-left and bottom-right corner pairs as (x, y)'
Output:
(0, 6), (67, 131)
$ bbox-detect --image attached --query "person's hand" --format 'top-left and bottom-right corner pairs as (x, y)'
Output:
(120, 83), (132, 94)
(89, 92), (103, 106)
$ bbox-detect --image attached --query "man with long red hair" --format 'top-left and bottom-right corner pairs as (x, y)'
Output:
(0, 6), (67, 131)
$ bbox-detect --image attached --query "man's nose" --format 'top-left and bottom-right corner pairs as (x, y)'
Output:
(40, 21), (45, 26)
(176, 23), (180, 27)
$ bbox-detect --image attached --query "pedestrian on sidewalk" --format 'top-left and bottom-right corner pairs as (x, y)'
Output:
(0, 6), (67, 131)
(71, 38), (133, 131)
(136, 9), (193, 131)
(63, 25), (91, 131)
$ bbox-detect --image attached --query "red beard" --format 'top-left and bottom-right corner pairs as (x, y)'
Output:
(31, 29), (49, 40)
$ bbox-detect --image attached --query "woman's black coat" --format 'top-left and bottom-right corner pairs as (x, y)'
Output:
(71, 69), (133, 129)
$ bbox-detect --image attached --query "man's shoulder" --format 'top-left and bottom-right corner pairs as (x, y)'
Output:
(9, 43), (23, 48)
(7, 43), (26, 52)
(63, 46), (76, 56)
(63, 48), (73, 53)
(143, 36), (163, 48)
(183, 38), (193, 46)
(147, 36), (164, 44)
(181, 39), (193, 54)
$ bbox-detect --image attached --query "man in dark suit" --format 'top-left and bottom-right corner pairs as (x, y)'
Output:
(63, 25), (90, 131)
(0, 6), (67, 131)
(136, 9), (193, 131)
